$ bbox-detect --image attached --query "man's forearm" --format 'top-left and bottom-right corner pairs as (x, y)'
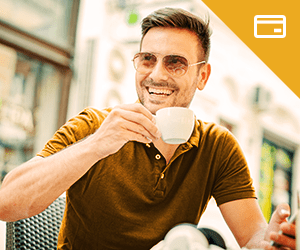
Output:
(0, 134), (103, 222)
(0, 103), (160, 222)
(244, 226), (269, 249)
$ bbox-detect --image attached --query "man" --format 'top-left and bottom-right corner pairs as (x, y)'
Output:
(0, 7), (296, 250)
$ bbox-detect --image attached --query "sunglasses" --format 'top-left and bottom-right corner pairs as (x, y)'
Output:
(132, 52), (206, 77)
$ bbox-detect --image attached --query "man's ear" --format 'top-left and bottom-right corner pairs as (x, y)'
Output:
(197, 63), (211, 91)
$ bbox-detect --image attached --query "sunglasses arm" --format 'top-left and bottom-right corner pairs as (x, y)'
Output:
(189, 61), (206, 67)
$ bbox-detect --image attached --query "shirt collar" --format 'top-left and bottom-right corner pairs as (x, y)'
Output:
(186, 118), (200, 147)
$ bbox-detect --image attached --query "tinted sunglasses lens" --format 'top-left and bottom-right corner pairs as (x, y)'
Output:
(164, 55), (188, 76)
(133, 53), (156, 74)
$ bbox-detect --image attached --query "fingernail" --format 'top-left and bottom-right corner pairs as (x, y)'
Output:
(153, 134), (161, 141)
(280, 209), (290, 216)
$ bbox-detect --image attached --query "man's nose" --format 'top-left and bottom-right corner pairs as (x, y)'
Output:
(148, 60), (169, 81)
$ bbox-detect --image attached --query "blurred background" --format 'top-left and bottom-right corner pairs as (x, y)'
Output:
(0, 0), (299, 248)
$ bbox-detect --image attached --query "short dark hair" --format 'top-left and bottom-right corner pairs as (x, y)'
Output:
(140, 7), (212, 62)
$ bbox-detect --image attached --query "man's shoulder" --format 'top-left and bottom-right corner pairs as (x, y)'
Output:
(196, 119), (229, 137)
(68, 106), (112, 128)
(195, 119), (240, 147)
(79, 106), (113, 120)
(59, 106), (113, 138)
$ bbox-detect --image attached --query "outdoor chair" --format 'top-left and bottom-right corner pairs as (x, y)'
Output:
(6, 196), (66, 250)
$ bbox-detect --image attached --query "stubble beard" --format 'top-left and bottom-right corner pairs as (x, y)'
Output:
(137, 78), (198, 113)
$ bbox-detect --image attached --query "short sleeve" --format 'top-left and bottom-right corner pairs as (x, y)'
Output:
(36, 107), (108, 158)
(212, 130), (256, 206)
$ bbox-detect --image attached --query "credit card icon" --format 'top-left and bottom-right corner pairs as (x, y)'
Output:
(254, 15), (286, 38)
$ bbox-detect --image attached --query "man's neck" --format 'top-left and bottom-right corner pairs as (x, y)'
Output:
(153, 138), (180, 164)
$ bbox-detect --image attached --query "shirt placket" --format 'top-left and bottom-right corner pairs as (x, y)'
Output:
(145, 143), (194, 198)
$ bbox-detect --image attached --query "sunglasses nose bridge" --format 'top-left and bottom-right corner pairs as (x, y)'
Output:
(148, 57), (170, 79)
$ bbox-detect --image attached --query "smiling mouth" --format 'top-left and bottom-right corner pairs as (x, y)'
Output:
(147, 87), (174, 96)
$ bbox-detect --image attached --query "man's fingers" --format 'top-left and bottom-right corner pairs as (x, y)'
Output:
(126, 130), (153, 144)
(265, 204), (291, 243)
(120, 119), (160, 142)
(112, 105), (161, 140)
(115, 103), (154, 121)
(268, 222), (296, 250)
(281, 222), (296, 238)
(270, 204), (290, 225)
(269, 231), (296, 250)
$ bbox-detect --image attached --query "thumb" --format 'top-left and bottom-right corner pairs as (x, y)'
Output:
(265, 203), (290, 241)
(270, 203), (290, 225)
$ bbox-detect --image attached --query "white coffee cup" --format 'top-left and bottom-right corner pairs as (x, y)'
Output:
(155, 107), (195, 144)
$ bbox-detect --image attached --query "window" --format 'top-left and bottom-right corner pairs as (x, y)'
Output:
(0, 0), (80, 185)
(0, 46), (64, 184)
(259, 137), (294, 221)
(0, 0), (75, 50)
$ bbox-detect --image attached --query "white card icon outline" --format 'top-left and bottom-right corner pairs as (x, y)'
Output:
(254, 15), (286, 38)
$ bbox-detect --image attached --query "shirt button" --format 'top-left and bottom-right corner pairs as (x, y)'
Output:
(155, 154), (161, 160)
(146, 143), (151, 148)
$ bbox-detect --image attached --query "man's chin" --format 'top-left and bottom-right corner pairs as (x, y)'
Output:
(145, 105), (160, 115)
(144, 103), (172, 115)
(139, 95), (179, 114)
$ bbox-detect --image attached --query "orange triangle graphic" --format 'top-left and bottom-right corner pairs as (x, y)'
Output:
(202, 0), (300, 98)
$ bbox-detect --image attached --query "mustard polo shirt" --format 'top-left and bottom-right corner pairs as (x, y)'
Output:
(37, 106), (256, 250)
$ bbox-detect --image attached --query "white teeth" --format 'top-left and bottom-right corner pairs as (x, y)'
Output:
(148, 87), (173, 95)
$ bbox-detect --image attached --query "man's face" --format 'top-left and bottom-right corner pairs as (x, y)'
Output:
(135, 27), (209, 114)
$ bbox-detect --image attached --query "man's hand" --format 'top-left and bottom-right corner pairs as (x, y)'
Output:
(264, 204), (296, 250)
(91, 103), (161, 158)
